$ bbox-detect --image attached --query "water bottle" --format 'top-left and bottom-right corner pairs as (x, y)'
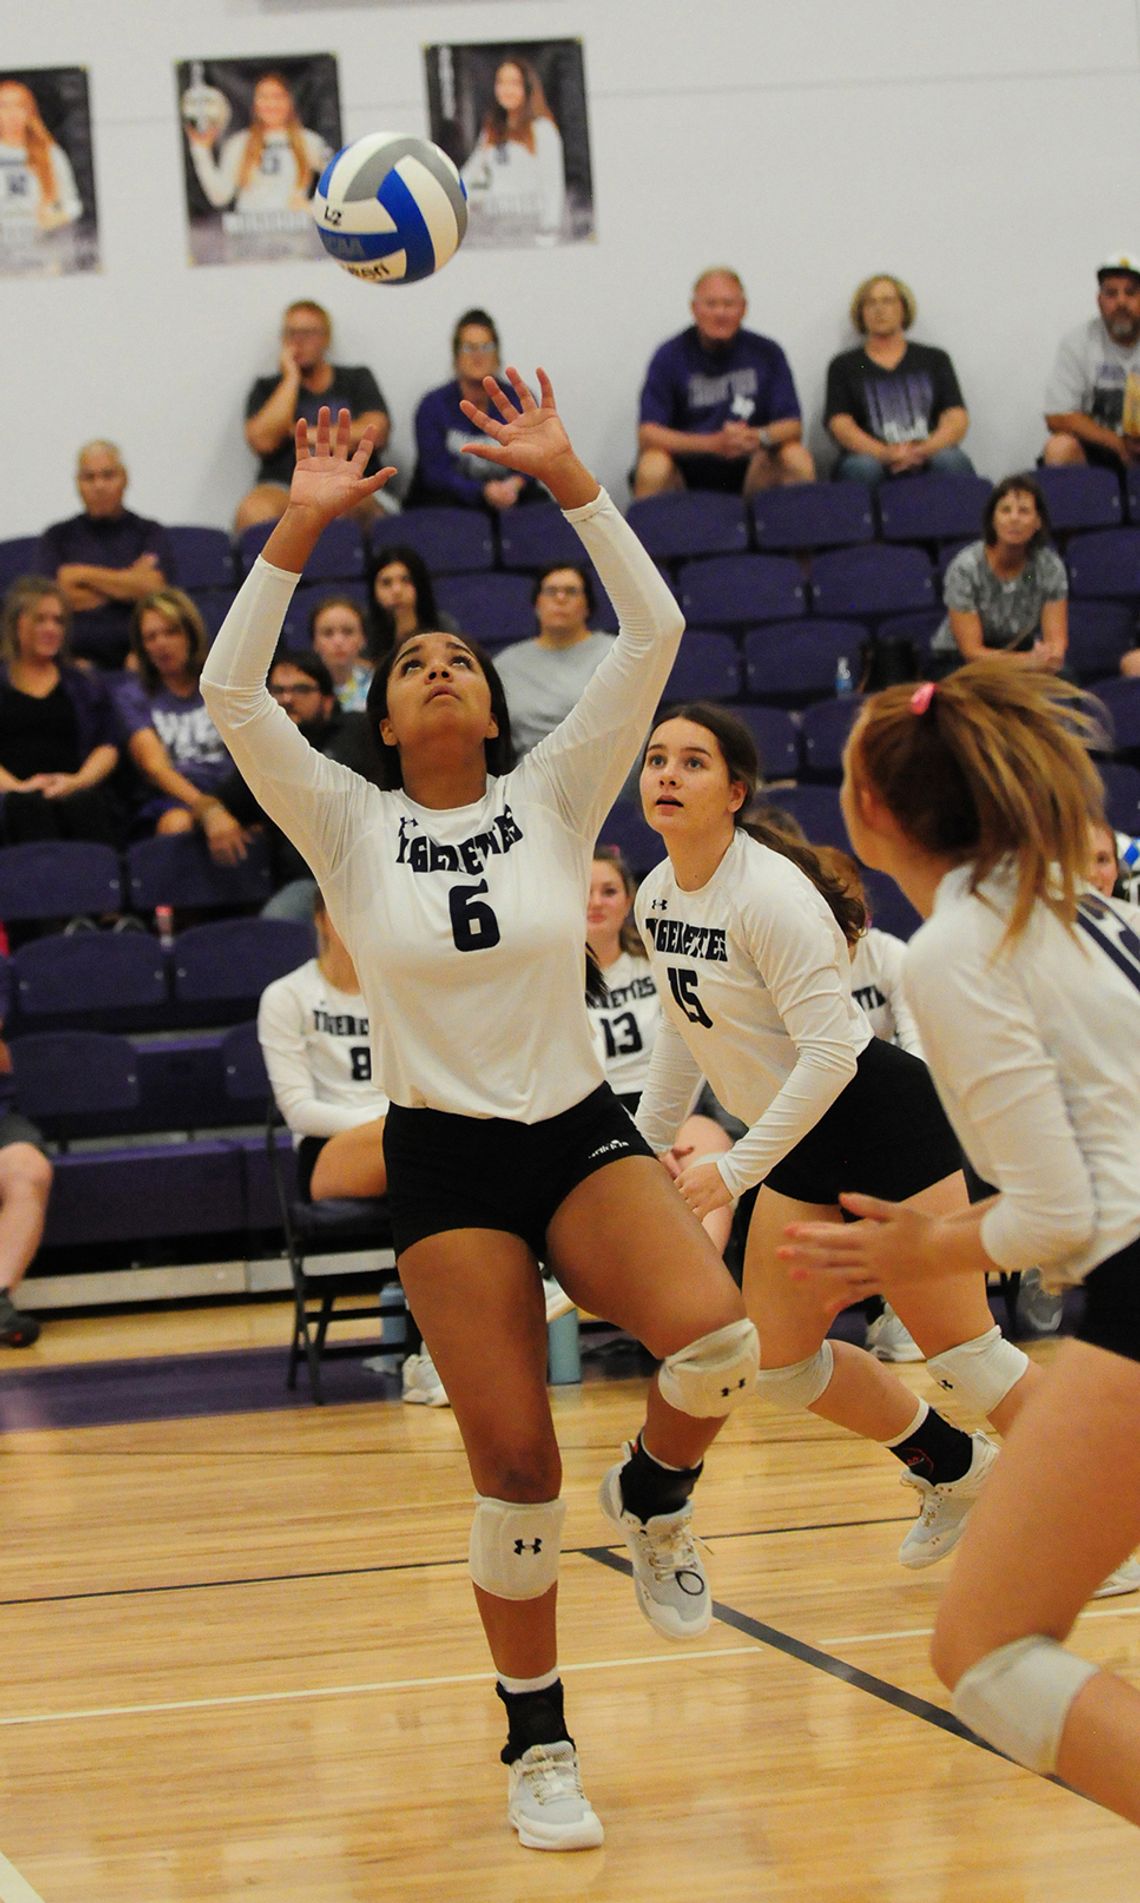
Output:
(835, 654), (854, 696)
(154, 905), (175, 951)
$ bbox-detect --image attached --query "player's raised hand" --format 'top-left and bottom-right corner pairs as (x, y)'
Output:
(290, 407), (396, 522)
(459, 368), (598, 509)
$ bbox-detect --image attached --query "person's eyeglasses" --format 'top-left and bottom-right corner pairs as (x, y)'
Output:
(539, 584), (585, 599)
(269, 682), (322, 700)
(283, 325), (327, 339)
(457, 342), (497, 357)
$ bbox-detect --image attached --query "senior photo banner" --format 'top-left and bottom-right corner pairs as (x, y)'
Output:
(175, 53), (342, 267)
(425, 39), (595, 249)
(0, 66), (100, 278)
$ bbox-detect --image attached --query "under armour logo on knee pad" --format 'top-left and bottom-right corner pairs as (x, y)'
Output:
(513, 1538), (543, 1554)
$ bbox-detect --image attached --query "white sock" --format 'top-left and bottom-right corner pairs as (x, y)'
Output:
(498, 1667), (560, 1696)
(881, 1397), (928, 1448)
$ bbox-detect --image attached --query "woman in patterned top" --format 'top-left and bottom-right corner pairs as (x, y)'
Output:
(930, 474), (1068, 674)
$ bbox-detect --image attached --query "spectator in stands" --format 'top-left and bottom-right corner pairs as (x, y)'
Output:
(407, 308), (543, 510)
(633, 268), (814, 498)
(0, 577), (120, 846)
(309, 593), (373, 713)
(1043, 253), (1140, 471)
(257, 888), (447, 1406)
(494, 562), (613, 755)
(825, 274), (974, 485)
(368, 545), (458, 653)
(0, 961), (50, 1347)
(34, 441), (175, 669)
(928, 475), (1068, 676)
(1088, 820), (1126, 900)
(115, 588), (246, 860)
(238, 299), (389, 534)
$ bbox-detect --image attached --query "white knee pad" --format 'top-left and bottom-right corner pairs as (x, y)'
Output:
(657, 1318), (759, 1418)
(952, 1635), (1098, 1774)
(926, 1326), (1029, 1416)
(755, 1341), (835, 1411)
(468, 1495), (565, 1601)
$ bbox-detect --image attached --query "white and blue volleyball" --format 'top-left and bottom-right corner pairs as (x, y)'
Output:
(312, 133), (467, 284)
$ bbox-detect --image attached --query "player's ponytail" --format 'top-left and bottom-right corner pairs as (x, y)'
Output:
(849, 663), (1108, 942)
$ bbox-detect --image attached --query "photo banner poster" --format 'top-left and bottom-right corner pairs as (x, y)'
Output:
(0, 67), (100, 278)
(175, 53), (342, 267)
(426, 40), (594, 250)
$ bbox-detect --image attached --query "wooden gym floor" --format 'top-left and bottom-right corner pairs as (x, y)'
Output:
(0, 1305), (1136, 1902)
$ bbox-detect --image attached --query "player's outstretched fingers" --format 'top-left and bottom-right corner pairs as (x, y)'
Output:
(314, 405), (333, 455)
(501, 365), (538, 411)
(534, 366), (556, 410)
(334, 407), (353, 457)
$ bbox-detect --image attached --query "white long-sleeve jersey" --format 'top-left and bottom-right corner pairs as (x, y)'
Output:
(258, 958), (389, 1141)
(850, 927), (924, 1056)
(903, 865), (1140, 1285)
(588, 950), (662, 1097)
(189, 127), (329, 211)
(202, 490), (683, 1122)
(634, 830), (871, 1198)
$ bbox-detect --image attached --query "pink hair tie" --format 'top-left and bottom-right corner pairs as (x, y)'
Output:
(910, 681), (936, 715)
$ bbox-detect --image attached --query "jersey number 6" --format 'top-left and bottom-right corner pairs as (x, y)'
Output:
(667, 966), (713, 1028)
(449, 879), (502, 953)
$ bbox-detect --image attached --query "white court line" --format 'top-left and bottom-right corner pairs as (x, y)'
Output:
(0, 1847), (47, 1903)
(821, 1601), (1140, 1650)
(0, 1643), (764, 1731)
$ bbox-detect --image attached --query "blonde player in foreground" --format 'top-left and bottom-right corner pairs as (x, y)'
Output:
(782, 668), (1140, 1825)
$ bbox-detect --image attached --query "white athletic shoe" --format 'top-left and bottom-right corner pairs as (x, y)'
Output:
(1013, 1267), (1064, 1337)
(542, 1277), (576, 1323)
(598, 1457), (711, 1640)
(1092, 1556), (1140, 1599)
(897, 1432), (999, 1569)
(400, 1350), (450, 1408)
(507, 1741), (604, 1851)
(865, 1305), (924, 1363)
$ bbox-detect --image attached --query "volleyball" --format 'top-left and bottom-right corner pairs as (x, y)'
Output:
(311, 132), (468, 284)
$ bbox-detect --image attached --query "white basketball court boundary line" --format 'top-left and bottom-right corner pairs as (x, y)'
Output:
(0, 1642), (764, 1730)
(0, 1847), (47, 1903)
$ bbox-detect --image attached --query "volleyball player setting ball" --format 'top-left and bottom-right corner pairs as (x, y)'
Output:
(782, 669), (1140, 1827)
(201, 383), (757, 1853)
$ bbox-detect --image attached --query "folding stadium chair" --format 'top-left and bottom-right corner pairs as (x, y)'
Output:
(11, 1028), (140, 1131)
(165, 527), (234, 590)
(1127, 465), (1140, 526)
(372, 508), (495, 574)
(810, 545), (936, 621)
(171, 917), (315, 1026)
(662, 632), (741, 702)
(282, 579), (370, 650)
(190, 589), (237, 642)
(0, 841), (123, 925)
(1066, 529), (1140, 601)
(1088, 676), (1140, 755)
(595, 798), (665, 878)
(799, 694), (866, 781)
(1066, 600), (1137, 684)
(125, 832), (274, 912)
(238, 516), (364, 580)
(1034, 467), (1123, 533)
(677, 554), (805, 627)
(743, 621), (866, 707)
(10, 929), (167, 1034)
(876, 475), (993, 545)
(733, 704), (800, 781)
(753, 783), (848, 849)
(861, 867), (922, 942)
(497, 503), (592, 571)
(626, 493), (749, 562)
(1099, 761), (1140, 835)
(750, 484), (873, 552)
(434, 571), (537, 646)
(0, 535), (40, 593)
(222, 1019), (404, 1406)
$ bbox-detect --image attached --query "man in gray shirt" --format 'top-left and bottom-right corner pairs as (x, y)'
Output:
(495, 563), (615, 756)
(1043, 251), (1140, 471)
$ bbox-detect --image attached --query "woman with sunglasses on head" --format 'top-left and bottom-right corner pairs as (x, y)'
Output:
(782, 668), (1140, 1823)
(201, 382), (755, 1852)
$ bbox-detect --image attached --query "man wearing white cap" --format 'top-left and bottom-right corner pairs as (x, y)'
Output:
(1043, 253), (1140, 469)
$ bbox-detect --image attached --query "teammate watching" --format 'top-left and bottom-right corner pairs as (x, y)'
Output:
(201, 387), (756, 1852)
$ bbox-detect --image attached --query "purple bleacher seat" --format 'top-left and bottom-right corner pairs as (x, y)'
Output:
(733, 704), (800, 781)
(861, 868), (921, 941)
(191, 588), (237, 642)
(1066, 529), (1140, 600)
(1088, 676), (1140, 752)
(750, 485), (873, 552)
(282, 579), (370, 650)
(221, 1018), (270, 1112)
(238, 516), (363, 580)
(934, 537), (973, 582)
(1035, 467), (1123, 532)
(372, 507), (494, 575)
(1066, 601), (1137, 683)
(799, 694), (865, 780)
(626, 493), (748, 562)
(811, 545), (935, 620)
(0, 535), (43, 593)
(434, 571), (536, 647)
(11, 931), (167, 1034)
(744, 621), (865, 707)
(172, 917), (314, 1024)
(677, 554), (805, 627)
(0, 841), (122, 924)
(497, 503), (589, 571)
(662, 632), (741, 703)
(876, 609), (945, 658)
(126, 831), (273, 911)
(595, 798), (665, 878)
(754, 783), (848, 849)
(44, 1141), (246, 1248)
(166, 527), (234, 590)
(1127, 465), (1140, 526)
(876, 475), (992, 545)
(1100, 761), (1140, 833)
(11, 1029), (140, 1130)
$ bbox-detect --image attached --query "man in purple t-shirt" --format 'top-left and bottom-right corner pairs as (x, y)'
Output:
(35, 441), (175, 670)
(634, 269), (814, 497)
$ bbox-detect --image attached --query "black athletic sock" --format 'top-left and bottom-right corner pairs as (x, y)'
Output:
(618, 1433), (703, 1522)
(887, 1406), (973, 1485)
(497, 1678), (571, 1764)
